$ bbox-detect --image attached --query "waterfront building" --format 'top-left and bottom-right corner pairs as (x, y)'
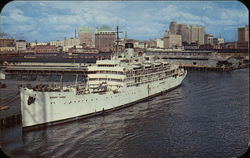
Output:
(204, 34), (213, 45)
(183, 42), (199, 50)
(169, 21), (178, 34)
(134, 41), (147, 49)
(169, 21), (190, 44)
(215, 38), (224, 44)
(33, 45), (57, 53)
(64, 37), (80, 47)
(78, 26), (94, 48)
(0, 46), (15, 52)
(163, 32), (182, 48)
(95, 25), (116, 52)
(199, 44), (214, 50)
(177, 24), (190, 44)
(68, 47), (99, 54)
(190, 25), (204, 45)
(237, 41), (249, 49)
(212, 37), (224, 49)
(0, 38), (15, 47)
(237, 25), (249, 49)
(189, 25), (197, 44)
(50, 40), (64, 47)
(213, 37), (224, 45)
(50, 38), (80, 52)
(156, 39), (164, 48)
(16, 40), (26, 51)
(63, 38), (80, 52)
(238, 25), (249, 42)
(147, 40), (157, 48)
(198, 27), (205, 45)
(0, 38), (15, 52)
(223, 42), (237, 49)
(30, 42), (48, 47)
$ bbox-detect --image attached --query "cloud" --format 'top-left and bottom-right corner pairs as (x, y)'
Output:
(6, 8), (31, 23)
(0, 1), (248, 42)
(202, 5), (213, 10)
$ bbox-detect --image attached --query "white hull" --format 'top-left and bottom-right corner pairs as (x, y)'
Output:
(20, 72), (186, 128)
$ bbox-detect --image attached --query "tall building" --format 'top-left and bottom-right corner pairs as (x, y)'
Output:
(238, 25), (249, 42)
(190, 25), (198, 43)
(95, 25), (116, 52)
(169, 21), (190, 44)
(78, 26), (94, 47)
(237, 25), (249, 49)
(163, 32), (182, 48)
(198, 27), (204, 44)
(169, 22), (205, 45)
(190, 25), (204, 45)
(169, 21), (177, 34)
(177, 24), (190, 44)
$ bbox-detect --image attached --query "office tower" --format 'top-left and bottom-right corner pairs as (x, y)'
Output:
(95, 25), (116, 52)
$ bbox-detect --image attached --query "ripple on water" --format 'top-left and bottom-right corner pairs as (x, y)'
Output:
(1, 69), (249, 158)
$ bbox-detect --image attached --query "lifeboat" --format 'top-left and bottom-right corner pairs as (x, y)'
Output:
(153, 62), (161, 67)
(143, 61), (152, 68)
(132, 64), (141, 69)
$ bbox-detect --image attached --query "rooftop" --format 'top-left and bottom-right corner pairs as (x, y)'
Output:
(96, 25), (114, 32)
(79, 26), (92, 33)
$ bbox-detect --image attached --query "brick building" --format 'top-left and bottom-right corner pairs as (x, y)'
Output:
(33, 45), (57, 53)
(95, 26), (116, 52)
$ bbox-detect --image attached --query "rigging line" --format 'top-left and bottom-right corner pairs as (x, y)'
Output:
(0, 92), (19, 106)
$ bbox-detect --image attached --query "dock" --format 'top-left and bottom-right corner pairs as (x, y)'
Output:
(2, 62), (89, 75)
(0, 113), (21, 128)
(180, 64), (249, 72)
(0, 81), (21, 128)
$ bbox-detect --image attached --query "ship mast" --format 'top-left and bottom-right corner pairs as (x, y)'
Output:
(115, 25), (122, 59)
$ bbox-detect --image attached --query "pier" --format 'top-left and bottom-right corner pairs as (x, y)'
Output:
(180, 64), (249, 72)
(0, 80), (22, 128)
(1, 62), (89, 75)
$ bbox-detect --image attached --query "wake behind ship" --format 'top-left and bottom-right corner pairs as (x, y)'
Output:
(20, 42), (187, 128)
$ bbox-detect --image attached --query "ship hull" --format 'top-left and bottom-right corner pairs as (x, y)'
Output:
(21, 71), (187, 129)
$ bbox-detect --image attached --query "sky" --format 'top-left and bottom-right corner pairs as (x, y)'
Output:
(0, 1), (248, 43)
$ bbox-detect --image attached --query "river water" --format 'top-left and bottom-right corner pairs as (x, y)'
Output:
(0, 68), (249, 158)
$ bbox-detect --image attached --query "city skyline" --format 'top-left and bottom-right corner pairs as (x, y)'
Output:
(0, 1), (248, 42)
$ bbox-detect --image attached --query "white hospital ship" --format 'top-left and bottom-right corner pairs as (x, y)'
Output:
(20, 34), (187, 129)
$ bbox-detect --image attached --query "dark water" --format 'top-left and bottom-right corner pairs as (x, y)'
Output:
(1, 68), (249, 158)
